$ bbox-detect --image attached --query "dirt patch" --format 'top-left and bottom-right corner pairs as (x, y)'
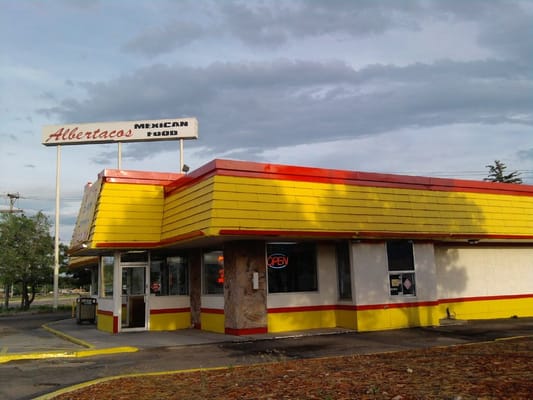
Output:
(52, 337), (532, 399)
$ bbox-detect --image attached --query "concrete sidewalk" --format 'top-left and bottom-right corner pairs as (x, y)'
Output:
(0, 315), (353, 363)
(1, 314), (532, 364)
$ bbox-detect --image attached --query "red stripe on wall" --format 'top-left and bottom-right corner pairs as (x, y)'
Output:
(150, 308), (190, 315)
(438, 293), (533, 304)
(268, 305), (339, 314)
(201, 308), (225, 315)
(225, 327), (268, 336)
(268, 294), (533, 314)
(355, 301), (439, 311)
(97, 309), (113, 316)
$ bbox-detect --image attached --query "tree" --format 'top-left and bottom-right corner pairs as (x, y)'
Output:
(0, 212), (54, 310)
(484, 160), (523, 184)
(58, 243), (91, 291)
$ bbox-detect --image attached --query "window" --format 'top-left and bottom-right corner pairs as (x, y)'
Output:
(203, 251), (224, 295)
(267, 242), (317, 293)
(336, 242), (352, 300)
(90, 266), (99, 296)
(150, 256), (189, 296)
(168, 256), (189, 295)
(101, 256), (114, 297)
(120, 251), (148, 263)
(386, 241), (416, 296)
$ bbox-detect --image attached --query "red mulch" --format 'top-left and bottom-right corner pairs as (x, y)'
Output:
(53, 337), (532, 399)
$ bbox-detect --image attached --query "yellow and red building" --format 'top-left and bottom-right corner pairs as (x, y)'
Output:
(69, 159), (533, 334)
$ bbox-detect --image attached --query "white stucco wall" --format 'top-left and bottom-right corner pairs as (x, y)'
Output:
(436, 246), (533, 299)
(201, 295), (224, 309)
(267, 243), (338, 308)
(351, 243), (388, 306)
(149, 295), (190, 310)
(352, 242), (437, 306)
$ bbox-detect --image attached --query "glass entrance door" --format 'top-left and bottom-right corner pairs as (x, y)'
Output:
(121, 265), (147, 329)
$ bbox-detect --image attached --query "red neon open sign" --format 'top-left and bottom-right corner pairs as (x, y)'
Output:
(267, 253), (289, 269)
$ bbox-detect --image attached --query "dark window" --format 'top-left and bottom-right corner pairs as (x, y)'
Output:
(203, 251), (224, 295)
(101, 256), (114, 297)
(386, 241), (416, 296)
(168, 256), (189, 295)
(120, 251), (148, 263)
(267, 242), (317, 293)
(150, 256), (189, 296)
(336, 242), (352, 300)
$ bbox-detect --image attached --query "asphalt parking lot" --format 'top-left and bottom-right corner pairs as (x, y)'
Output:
(0, 312), (532, 400)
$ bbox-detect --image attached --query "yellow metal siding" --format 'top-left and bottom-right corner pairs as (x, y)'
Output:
(89, 171), (532, 245)
(200, 313), (225, 334)
(150, 312), (191, 331)
(267, 310), (337, 333)
(439, 298), (533, 321)
(91, 183), (164, 244)
(161, 178), (216, 240)
(208, 176), (533, 237)
(96, 312), (114, 333)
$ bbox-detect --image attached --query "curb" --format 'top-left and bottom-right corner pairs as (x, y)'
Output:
(32, 366), (230, 400)
(0, 323), (139, 364)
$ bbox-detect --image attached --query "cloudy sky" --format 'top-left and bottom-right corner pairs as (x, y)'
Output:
(1, 0), (532, 243)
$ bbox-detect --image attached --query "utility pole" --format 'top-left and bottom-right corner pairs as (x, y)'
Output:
(1, 193), (23, 214)
(1, 193), (22, 308)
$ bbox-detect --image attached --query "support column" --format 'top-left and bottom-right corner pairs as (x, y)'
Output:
(224, 241), (267, 335)
(189, 250), (202, 329)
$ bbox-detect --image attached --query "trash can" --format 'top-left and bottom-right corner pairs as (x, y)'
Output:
(76, 297), (97, 324)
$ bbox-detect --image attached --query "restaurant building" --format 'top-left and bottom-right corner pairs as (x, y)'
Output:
(68, 159), (533, 335)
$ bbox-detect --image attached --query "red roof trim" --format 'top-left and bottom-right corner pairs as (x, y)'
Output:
(171, 159), (533, 197)
(95, 160), (532, 197)
(219, 229), (355, 238)
(99, 169), (184, 186)
(219, 229), (533, 241)
(94, 231), (205, 249)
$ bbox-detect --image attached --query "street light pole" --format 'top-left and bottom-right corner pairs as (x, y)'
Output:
(53, 145), (61, 310)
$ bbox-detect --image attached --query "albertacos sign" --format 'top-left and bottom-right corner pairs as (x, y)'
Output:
(42, 117), (198, 146)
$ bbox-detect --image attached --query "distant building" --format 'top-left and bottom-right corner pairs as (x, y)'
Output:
(69, 159), (533, 334)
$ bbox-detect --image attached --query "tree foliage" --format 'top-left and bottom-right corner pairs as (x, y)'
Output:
(58, 243), (92, 290)
(0, 212), (54, 310)
(484, 160), (523, 184)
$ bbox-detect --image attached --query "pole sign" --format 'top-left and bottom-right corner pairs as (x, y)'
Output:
(42, 117), (198, 146)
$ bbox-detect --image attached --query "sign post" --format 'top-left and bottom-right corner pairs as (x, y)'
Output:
(42, 117), (198, 308)
(53, 145), (61, 309)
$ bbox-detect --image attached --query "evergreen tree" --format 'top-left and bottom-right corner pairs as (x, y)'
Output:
(484, 160), (523, 184)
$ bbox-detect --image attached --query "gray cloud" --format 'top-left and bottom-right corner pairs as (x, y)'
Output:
(121, 0), (531, 61)
(518, 148), (533, 161)
(38, 57), (532, 162)
(122, 22), (207, 56)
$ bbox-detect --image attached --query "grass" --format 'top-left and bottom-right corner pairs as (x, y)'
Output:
(0, 295), (76, 315)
